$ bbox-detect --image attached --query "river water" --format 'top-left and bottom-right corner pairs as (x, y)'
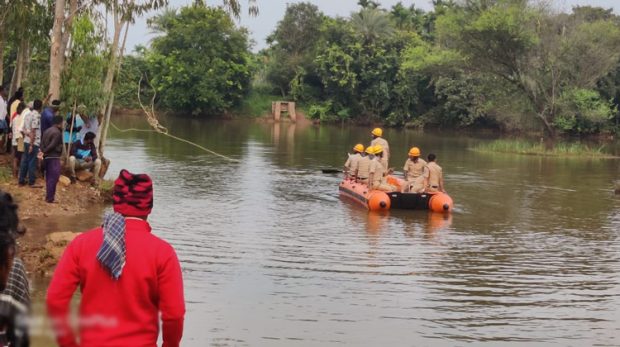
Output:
(33, 117), (620, 346)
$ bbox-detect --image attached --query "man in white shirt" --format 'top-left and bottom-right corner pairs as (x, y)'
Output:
(18, 100), (43, 187)
(11, 103), (28, 177)
(0, 87), (7, 153)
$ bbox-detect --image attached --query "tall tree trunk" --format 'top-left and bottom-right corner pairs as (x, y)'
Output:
(537, 110), (556, 140)
(15, 39), (27, 88)
(0, 25), (5, 85)
(60, 0), (77, 66)
(22, 41), (31, 81)
(98, 17), (127, 156)
(49, 0), (66, 100)
(8, 63), (16, 97)
(99, 92), (114, 156)
(9, 40), (26, 96)
(102, 17), (123, 103)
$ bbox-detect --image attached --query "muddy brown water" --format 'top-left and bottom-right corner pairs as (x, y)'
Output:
(30, 117), (620, 346)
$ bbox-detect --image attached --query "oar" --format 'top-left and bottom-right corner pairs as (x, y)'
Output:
(322, 169), (342, 174)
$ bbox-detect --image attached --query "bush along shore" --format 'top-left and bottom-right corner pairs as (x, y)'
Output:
(472, 139), (619, 158)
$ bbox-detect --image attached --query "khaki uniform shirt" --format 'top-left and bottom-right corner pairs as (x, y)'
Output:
(371, 137), (389, 166)
(403, 158), (427, 181)
(369, 158), (387, 187)
(344, 153), (361, 171)
(425, 161), (443, 191)
(353, 155), (372, 179)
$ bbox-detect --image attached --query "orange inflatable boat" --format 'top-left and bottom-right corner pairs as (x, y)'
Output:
(339, 176), (454, 213)
(339, 178), (391, 211)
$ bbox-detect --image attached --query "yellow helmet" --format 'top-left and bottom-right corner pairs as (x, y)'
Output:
(373, 144), (383, 154)
(409, 147), (421, 157)
(365, 146), (375, 154)
(371, 128), (383, 137)
(353, 144), (364, 153)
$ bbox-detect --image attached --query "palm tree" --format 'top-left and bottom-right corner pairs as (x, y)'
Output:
(351, 8), (394, 43)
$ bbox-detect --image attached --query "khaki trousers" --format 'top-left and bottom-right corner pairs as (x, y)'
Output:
(69, 156), (102, 181)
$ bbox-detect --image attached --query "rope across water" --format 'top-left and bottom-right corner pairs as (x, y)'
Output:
(109, 121), (240, 163)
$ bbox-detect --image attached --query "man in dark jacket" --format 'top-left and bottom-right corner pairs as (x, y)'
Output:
(68, 132), (108, 185)
(40, 100), (61, 136)
(40, 116), (64, 203)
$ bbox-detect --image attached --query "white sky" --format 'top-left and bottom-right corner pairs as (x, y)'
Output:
(124, 0), (619, 53)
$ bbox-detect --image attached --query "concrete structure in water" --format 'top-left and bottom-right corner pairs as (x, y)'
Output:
(272, 101), (296, 123)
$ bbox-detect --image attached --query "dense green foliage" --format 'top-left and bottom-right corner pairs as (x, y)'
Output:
(146, 6), (252, 115)
(115, 5), (253, 116)
(113, 1), (620, 136)
(61, 14), (105, 112)
(254, 1), (620, 136)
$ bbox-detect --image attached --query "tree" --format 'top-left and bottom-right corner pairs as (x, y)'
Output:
(351, 8), (394, 43)
(1, 0), (51, 93)
(435, 1), (620, 137)
(265, 2), (325, 97)
(146, 4), (252, 115)
(49, 0), (80, 100)
(61, 13), (105, 113)
(358, 0), (379, 10)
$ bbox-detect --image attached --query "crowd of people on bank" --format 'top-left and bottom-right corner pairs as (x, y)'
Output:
(0, 80), (188, 346)
(0, 169), (185, 347)
(0, 86), (109, 203)
(344, 127), (446, 194)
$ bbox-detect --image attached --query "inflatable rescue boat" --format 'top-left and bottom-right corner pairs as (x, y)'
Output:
(339, 176), (454, 212)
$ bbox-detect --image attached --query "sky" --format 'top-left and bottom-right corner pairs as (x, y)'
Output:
(124, 0), (619, 53)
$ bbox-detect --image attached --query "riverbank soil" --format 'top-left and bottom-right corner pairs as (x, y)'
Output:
(0, 153), (110, 275)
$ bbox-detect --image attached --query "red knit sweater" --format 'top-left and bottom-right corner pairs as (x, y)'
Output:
(46, 218), (185, 347)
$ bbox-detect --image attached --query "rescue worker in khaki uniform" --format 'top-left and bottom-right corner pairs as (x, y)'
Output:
(344, 144), (364, 178)
(402, 147), (427, 193)
(368, 145), (395, 192)
(370, 128), (389, 170)
(352, 146), (374, 184)
(422, 153), (445, 193)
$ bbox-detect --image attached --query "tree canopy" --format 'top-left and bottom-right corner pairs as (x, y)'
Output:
(249, 0), (620, 136)
(145, 5), (253, 115)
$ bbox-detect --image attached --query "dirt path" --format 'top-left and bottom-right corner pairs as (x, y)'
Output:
(0, 153), (111, 275)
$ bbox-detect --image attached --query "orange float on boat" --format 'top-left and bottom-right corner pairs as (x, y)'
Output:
(339, 178), (391, 211)
(339, 175), (454, 213)
(428, 192), (454, 213)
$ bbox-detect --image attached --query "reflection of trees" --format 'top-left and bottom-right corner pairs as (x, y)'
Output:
(110, 115), (251, 160)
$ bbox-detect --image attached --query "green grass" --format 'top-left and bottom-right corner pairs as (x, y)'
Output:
(473, 139), (617, 158)
(97, 179), (115, 202)
(236, 90), (283, 117)
(0, 166), (12, 184)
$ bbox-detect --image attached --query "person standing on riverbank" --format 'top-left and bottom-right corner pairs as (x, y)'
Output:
(0, 191), (30, 347)
(41, 116), (64, 203)
(0, 87), (7, 154)
(18, 100), (42, 188)
(40, 100), (61, 136)
(370, 128), (389, 170)
(47, 169), (185, 347)
(10, 103), (27, 179)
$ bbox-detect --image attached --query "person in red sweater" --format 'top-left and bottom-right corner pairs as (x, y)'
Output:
(46, 170), (185, 347)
